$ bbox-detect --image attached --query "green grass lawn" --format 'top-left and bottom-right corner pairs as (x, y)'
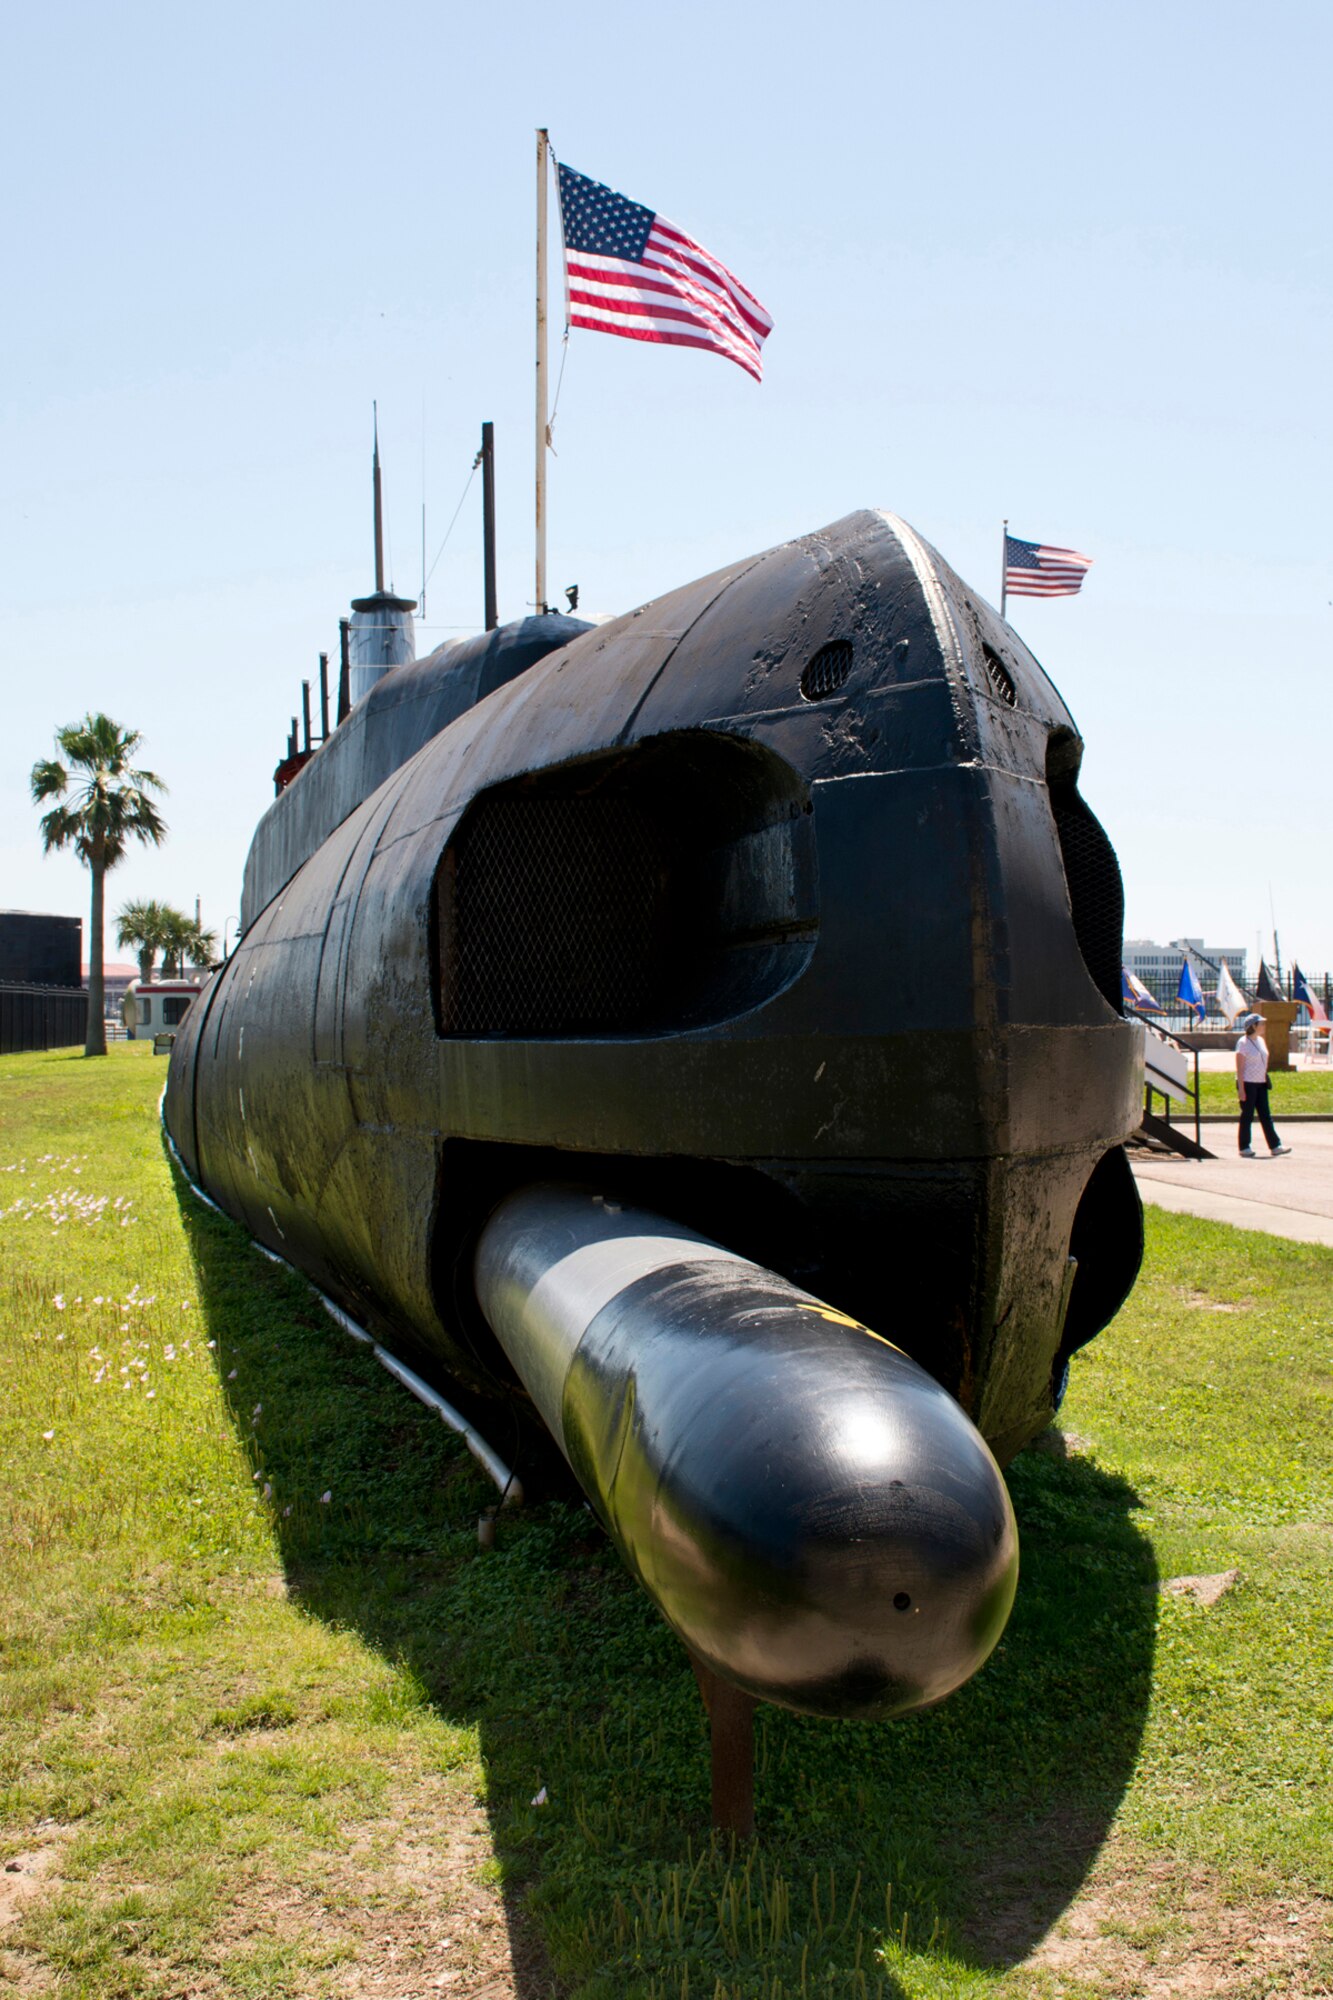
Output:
(3, 1044), (1331, 1999)
(1187, 1069), (1333, 1116)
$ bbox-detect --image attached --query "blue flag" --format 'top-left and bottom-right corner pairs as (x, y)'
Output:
(1122, 967), (1164, 1013)
(1177, 958), (1204, 1021)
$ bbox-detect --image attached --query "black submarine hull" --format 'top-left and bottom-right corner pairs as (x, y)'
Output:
(166, 507), (1142, 1717)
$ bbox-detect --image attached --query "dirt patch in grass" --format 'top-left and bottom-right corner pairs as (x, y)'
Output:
(0, 1823), (70, 1994)
(1172, 1288), (1252, 1314)
(216, 1779), (559, 2000)
(1160, 1569), (1240, 1607)
(332, 1796), (556, 1998)
(2, 1786), (559, 2000)
(0, 1823), (69, 1928)
(1011, 1851), (1331, 1997)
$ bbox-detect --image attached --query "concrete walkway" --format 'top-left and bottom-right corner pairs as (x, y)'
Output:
(1132, 1123), (1333, 1248)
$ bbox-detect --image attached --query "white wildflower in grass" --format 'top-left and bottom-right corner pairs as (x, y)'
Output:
(319, 1491), (332, 1505)
(283, 1504), (292, 1517)
(252, 1404), (262, 1417)
(207, 1339), (216, 1349)
(94, 1369), (106, 1384)
(145, 1389), (155, 1400)
(252, 1471), (261, 1482)
(93, 1296), (104, 1305)
(53, 1294), (65, 1309)
(227, 1369), (237, 1380)
(262, 1483), (272, 1500)
(42, 1430), (54, 1441)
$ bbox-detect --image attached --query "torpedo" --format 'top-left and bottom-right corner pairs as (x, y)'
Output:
(474, 1182), (1018, 1720)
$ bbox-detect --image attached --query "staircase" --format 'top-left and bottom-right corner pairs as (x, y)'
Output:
(1136, 1025), (1215, 1160)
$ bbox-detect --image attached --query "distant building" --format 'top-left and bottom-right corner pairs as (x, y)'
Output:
(0, 910), (82, 988)
(1123, 937), (1248, 1010)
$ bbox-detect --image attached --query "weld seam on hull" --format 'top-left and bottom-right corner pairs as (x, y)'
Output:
(159, 1104), (522, 1506)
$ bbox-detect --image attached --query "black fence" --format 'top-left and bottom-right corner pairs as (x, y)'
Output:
(0, 983), (89, 1055)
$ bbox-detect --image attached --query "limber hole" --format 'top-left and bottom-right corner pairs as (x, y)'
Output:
(893, 1591), (912, 1611)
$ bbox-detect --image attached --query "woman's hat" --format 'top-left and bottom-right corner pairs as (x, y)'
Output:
(1242, 1012), (1264, 1029)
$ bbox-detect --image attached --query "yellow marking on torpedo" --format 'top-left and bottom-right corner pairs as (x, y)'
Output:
(801, 1303), (907, 1354)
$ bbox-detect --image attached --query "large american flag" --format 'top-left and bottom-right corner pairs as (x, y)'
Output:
(1004, 534), (1094, 598)
(556, 162), (772, 382)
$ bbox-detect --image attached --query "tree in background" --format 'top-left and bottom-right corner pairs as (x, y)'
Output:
(30, 716), (167, 1058)
(159, 910), (218, 977)
(115, 898), (173, 985)
(184, 920), (219, 971)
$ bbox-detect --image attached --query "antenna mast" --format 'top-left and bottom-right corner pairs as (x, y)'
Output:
(373, 402), (385, 594)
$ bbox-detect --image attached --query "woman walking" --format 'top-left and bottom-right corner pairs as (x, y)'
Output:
(1235, 1012), (1292, 1158)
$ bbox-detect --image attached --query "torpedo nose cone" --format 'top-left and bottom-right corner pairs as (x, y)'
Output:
(475, 1185), (1018, 1722)
(562, 1267), (1019, 1718)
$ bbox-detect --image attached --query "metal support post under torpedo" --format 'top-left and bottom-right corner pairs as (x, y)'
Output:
(473, 1184), (1019, 1830)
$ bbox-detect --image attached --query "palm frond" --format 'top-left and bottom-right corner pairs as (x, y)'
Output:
(30, 758), (69, 804)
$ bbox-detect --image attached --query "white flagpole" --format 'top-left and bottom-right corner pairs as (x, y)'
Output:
(1000, 518), (1008, 621)
(535, 127), (550, 615)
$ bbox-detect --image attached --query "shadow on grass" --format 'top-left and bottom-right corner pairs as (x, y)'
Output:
(173, 1165), (1157, 1998)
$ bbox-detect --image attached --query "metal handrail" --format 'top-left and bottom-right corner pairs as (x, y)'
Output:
(1142, 1019), (1204, 1154)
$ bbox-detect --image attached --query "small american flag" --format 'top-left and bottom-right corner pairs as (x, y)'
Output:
(1004, 535), (1094, 598)
(556, 162), (772, 382)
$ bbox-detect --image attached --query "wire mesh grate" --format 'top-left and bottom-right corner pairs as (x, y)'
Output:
(799, 641), (854, 702)
(981, 643), (1018, 707)
(1050, 789), (1124, 1013)
(439, 793), (674, 1035)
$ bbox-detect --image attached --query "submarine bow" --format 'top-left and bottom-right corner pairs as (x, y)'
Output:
(166, 506), (1143, 1718)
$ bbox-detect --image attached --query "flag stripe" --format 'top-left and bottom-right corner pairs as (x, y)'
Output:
(567, 287), (758, 359)
(646, 221), (774, 335)
(568, 306), (763, 380)
(566, 276), (763, 371)
(566, 253), (764, 341)
(567, 243), (767, 356)
(568, 310), (763, 379)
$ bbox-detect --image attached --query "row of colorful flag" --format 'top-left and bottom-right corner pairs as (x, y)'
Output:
(1122, 960), (1331, 1027)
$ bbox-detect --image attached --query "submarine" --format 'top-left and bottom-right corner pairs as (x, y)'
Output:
(165, 503), (1143, 1732)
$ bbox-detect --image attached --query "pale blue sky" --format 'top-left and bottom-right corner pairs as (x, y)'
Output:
(4, 0), (1329, 975)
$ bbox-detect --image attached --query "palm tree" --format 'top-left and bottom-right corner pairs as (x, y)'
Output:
(158, 908), (217, 977)
(115, 897), (173, 985)
(182, 920), (219, 971)
(31, 715), (168, 1057)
